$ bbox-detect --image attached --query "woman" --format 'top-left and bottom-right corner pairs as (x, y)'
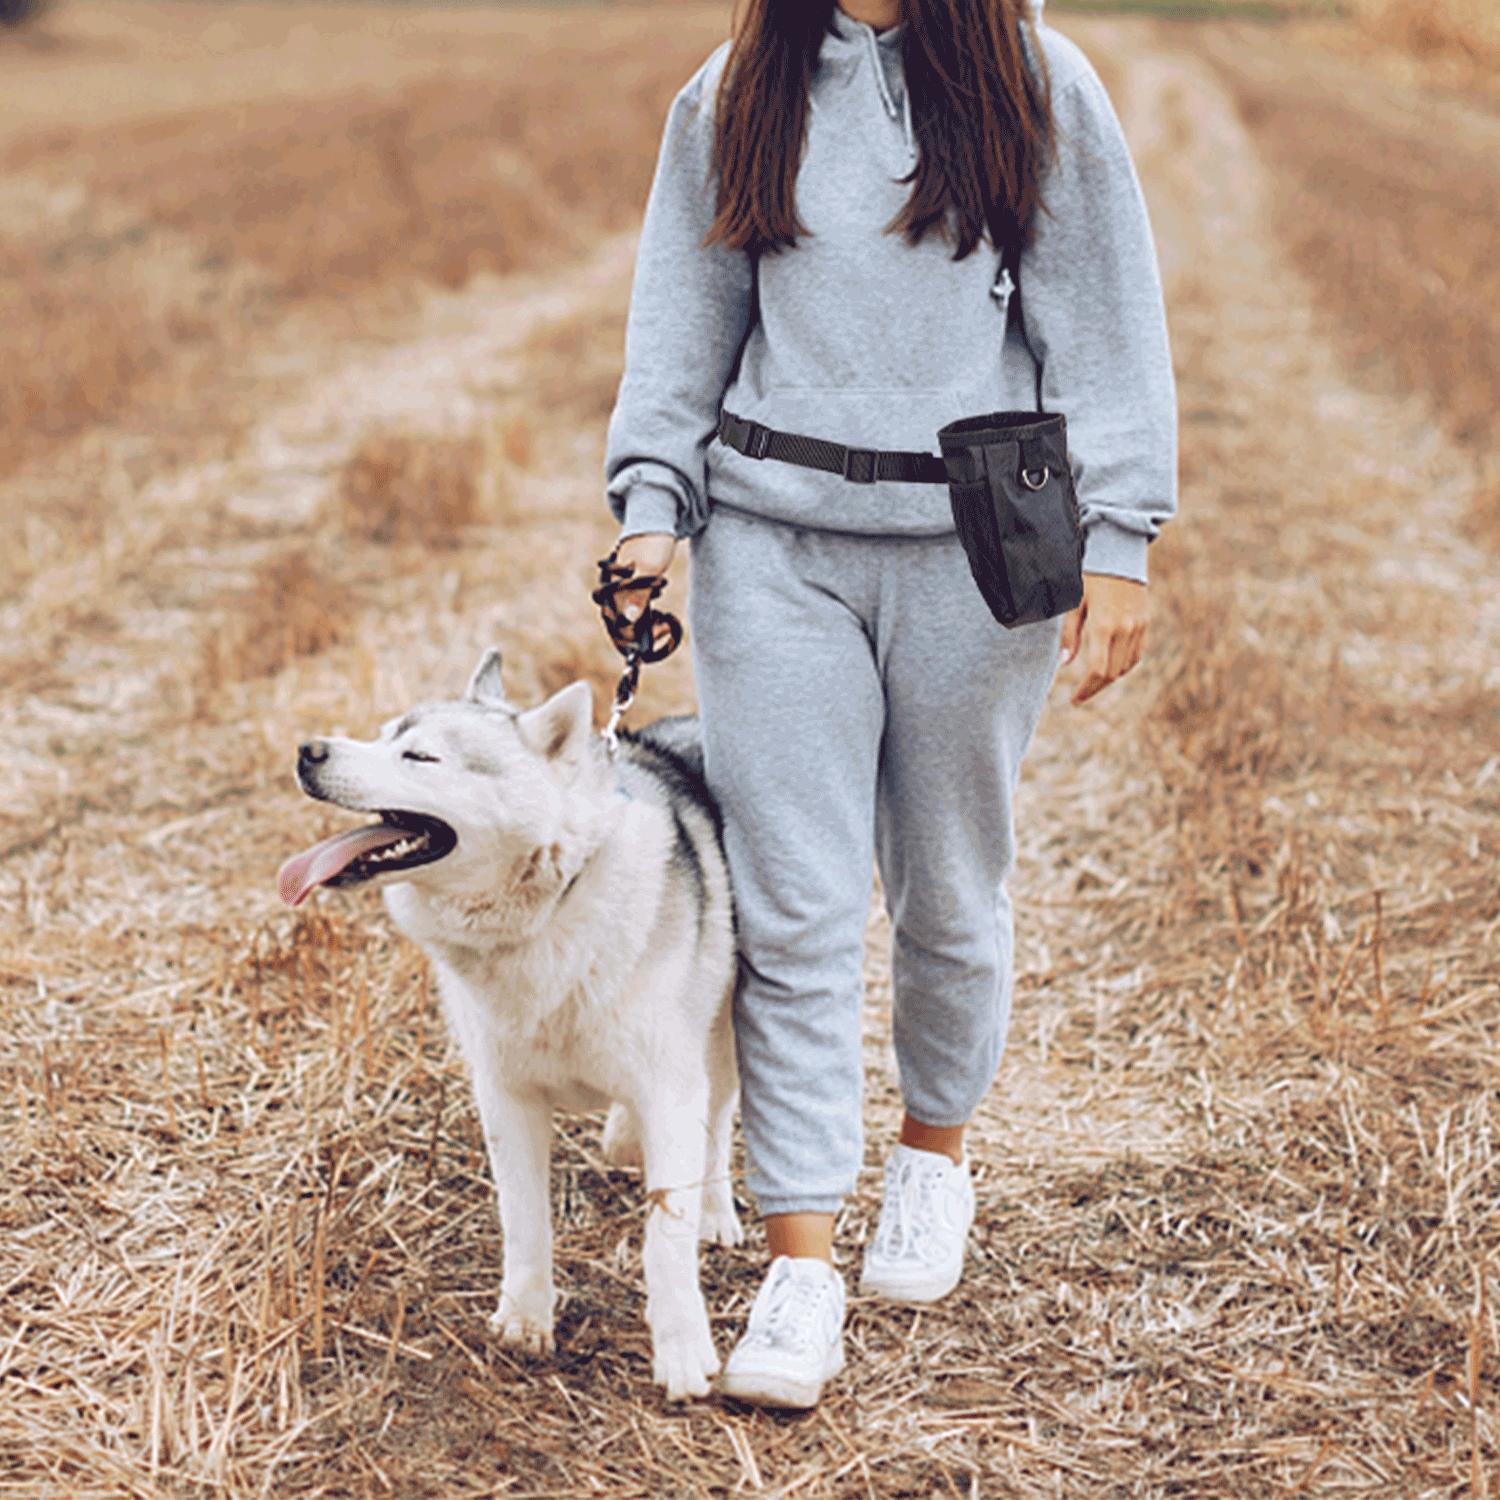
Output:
(601, 0), (1176, 1409)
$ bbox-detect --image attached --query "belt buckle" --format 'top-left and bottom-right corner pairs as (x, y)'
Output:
(745, 421), (772, 460)
(842, 445), (877, 484)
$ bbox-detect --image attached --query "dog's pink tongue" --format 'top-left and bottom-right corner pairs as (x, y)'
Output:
(277, 824), (407, 907)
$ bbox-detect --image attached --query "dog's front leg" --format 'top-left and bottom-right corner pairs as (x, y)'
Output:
(637, 1082), (719, 1400)
(471, 1073), (556, 1356)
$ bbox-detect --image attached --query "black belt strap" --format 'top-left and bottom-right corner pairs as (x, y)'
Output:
(717, 409), (950, 485)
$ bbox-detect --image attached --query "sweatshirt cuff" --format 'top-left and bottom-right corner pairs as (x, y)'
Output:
(1081, 519), (1150, 584)
(616, 483), (682, 540)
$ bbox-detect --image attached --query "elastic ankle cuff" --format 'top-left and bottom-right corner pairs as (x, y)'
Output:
(755, 1195), (844, 1217)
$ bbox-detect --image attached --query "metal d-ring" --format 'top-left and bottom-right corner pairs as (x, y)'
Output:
(1020, 464), (1051, 491)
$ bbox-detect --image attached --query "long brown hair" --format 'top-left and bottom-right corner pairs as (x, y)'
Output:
(705, 0), (1055, 266)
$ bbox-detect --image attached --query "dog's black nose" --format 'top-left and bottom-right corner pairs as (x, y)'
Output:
(299, 740), (331, 768)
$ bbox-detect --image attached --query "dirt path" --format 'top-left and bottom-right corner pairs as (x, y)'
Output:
(0, 227), (637, 845)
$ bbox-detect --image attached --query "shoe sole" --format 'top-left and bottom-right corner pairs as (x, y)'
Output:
(857, 1264), (963, 1304)
(717, 1347), (845, 1411)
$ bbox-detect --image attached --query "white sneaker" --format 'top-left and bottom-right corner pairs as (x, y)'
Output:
(718, 1255), (846, 1409)
(858, 1143), (976, 1304)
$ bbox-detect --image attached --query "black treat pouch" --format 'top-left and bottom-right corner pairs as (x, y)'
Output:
(936, 409), (1085, 629)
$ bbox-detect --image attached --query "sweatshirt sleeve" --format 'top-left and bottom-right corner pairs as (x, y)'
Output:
(1014, 64), (1178, 584)
(604, 41), (757, 542)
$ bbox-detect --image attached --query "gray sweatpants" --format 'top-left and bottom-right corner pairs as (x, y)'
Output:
(687, 501), (1063, 1217)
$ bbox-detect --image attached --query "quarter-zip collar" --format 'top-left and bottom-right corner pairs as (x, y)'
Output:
(821, 6), (914, 159)
(819, 1), (1048, 160)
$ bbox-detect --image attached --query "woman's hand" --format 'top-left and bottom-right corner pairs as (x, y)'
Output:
(1059, 572), (1149, 705)
(609, 531), (678, 625)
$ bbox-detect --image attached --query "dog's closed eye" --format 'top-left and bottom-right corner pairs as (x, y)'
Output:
(402, 749), (440, 764)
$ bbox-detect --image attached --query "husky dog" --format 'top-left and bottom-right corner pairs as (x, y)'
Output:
(277, 647), (742, 1400)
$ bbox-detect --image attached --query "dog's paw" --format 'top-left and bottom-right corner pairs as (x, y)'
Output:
(698, 1192), (745, 1248)
(488, 1292), (555, 1357)
(601, 1102), (644, 1170)
(651, 1323), (720, 1402)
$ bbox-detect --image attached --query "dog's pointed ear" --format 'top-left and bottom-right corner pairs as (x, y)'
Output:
(464, 646), (508, 707)
(515, 679), (594, 765)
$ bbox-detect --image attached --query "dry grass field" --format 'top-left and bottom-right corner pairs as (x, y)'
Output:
(1348, 0), (1500, 73)
(2, 2), (1497, 1496)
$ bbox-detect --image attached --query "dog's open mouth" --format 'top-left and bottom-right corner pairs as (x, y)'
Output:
(277, 811), (457, 907)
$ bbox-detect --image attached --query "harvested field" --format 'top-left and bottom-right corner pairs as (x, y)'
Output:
(1, 2), (1496, 1496)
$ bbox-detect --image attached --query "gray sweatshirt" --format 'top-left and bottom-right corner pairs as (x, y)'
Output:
(603, 1), (1177, 583)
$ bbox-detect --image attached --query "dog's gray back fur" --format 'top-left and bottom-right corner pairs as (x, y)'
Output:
(614, 715), (732, 940)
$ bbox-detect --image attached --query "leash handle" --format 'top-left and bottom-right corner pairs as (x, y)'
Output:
(591, 545), (682, 662)
(591, 543), (683, 756)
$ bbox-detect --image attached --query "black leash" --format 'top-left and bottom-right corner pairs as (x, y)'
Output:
(590, 542), (683, 756)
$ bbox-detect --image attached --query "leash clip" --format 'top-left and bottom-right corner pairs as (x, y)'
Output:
(601, 675), (636, 760)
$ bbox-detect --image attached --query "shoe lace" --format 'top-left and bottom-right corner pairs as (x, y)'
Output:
(873, 1156), (944, 1264)
(750, 1262), (835, 1350)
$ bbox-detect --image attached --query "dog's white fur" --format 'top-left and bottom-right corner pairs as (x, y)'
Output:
(294, 649), (741, 1399)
